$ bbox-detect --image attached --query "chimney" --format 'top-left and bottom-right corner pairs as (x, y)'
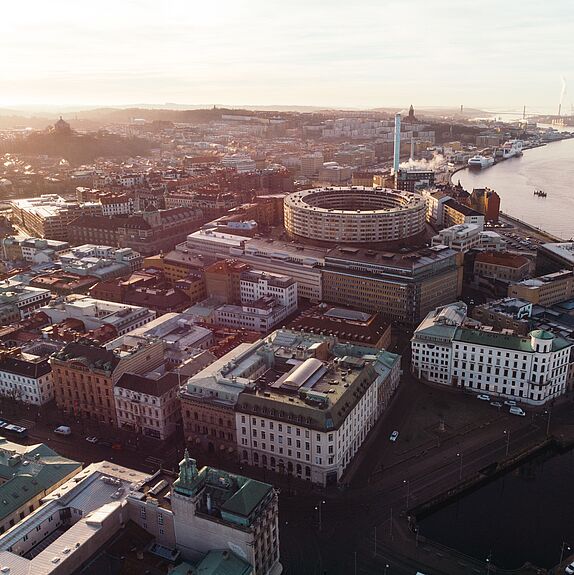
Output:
(393, 113), (401, 175)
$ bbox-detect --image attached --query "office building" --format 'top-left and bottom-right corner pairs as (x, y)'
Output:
(536, 242), (574, 275)
(411, 302), (572, 405)
(234, 329), (401, 486)
(508, 270), (574, 307)
(443, 199), (485, 228)
(473, 251), (531, 283)
(322, 245), (462, 325)
(431, 223), (505, 252)
(10, 195), (102, 241)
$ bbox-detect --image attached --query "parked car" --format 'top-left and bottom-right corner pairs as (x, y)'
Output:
(112, 443), (123, 450)
(54, 426), (71, 436)
(504, 400), (517, 407)
(85, 436), (98, 444)
(490, 401), (503, 408)
(389, 430), (399, 442)
(477, 394), (491, 401)
(565, 561), (574, 574)
(97, 439), (113, 448)
(509, 406), (526, 417)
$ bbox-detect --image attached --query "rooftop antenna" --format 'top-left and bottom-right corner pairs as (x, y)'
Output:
(522, 105), (526, 120)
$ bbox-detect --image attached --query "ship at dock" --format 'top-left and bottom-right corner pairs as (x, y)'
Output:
(498, 139), (524, 159)
(468, 154), (495, 169)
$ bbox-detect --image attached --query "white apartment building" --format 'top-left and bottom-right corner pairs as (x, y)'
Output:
(214, 299), (290, 333)
(226, 330), (400, 486)
(431, 224), (505, 253)
(114, 370), (181, 440)
(240, 238), (325, 302)
(184, 229), (247, 259)
(221, 153), (257, 173)
(411, 302), (572, 406)
(40, 294), (156, 335)
(100, 195), (134, 216)
(60, 244), (142, 278)
(240, 269), (298, 311)
(0, 237), (70, 263)
(0, 279), (52, 319)
(0, 351), (53, 405)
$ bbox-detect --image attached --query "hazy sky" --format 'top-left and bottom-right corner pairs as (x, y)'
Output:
(2, 0), (573, 111)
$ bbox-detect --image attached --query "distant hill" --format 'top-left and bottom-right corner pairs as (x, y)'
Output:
(6, 129), (151, 165)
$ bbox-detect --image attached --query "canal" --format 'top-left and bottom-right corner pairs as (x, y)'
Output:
(418, 446), (574, 570)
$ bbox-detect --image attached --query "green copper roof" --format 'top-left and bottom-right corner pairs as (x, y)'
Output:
(172, 550), (252, 575)
(529, 329), (554, 340)
(0, 440), (81, 521)
(454, 328), (572, 353)
(221, 478), (272, 518)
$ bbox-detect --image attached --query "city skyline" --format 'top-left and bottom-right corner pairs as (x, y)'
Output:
(2, 0), (573, 112)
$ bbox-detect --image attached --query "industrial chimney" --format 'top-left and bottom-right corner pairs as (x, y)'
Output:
(393, 113), (401, 175)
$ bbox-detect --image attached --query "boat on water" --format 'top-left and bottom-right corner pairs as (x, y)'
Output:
(500, 139), (523, 159)
(467, 155), (495, 169)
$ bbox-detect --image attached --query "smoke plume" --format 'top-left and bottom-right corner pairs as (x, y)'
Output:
(400, 154), (445, 171)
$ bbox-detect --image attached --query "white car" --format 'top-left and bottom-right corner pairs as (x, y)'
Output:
(504, 400), (517, 407)
(565, 561), (574, 574)
(389, 430), (399, 442)
(477, 394), (491, 401)
(85, 436), (98, 444)
(509, 406), (526, 417)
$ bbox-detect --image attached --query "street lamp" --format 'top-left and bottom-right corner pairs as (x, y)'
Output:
(504, 429), (510, 457)
(384, 564), (390, 575)
(315, 500), (326, 532)
(560, 541), (571, 564)
(404, 479), (410, 510)
(545, 408), (552, 437)
(456, 452), (463, 481)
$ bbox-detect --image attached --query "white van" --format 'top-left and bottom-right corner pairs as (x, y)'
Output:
(509, 406), (526, 417)
(54, 426), (72, 436)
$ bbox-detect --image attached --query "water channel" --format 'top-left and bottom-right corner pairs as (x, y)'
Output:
(418, 446), (574, 570)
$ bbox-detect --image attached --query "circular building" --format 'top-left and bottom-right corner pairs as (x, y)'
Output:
(283, 186), (427, 245)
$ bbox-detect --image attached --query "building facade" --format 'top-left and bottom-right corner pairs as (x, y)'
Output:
(321, 245), (462, 325)
(114, 371), (181, 440)
(0, 349), (52, 405)
(411, 302), (572, 405)
(50, 338), (164, 425)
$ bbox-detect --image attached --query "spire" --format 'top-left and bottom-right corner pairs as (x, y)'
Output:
(175, 448), (198, 494)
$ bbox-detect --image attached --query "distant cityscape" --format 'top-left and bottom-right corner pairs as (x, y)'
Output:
(0, 104), (573, 575)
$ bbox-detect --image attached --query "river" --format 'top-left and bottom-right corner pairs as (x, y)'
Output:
(457, 136), (574, 241)
(418, 446), (574, 570)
